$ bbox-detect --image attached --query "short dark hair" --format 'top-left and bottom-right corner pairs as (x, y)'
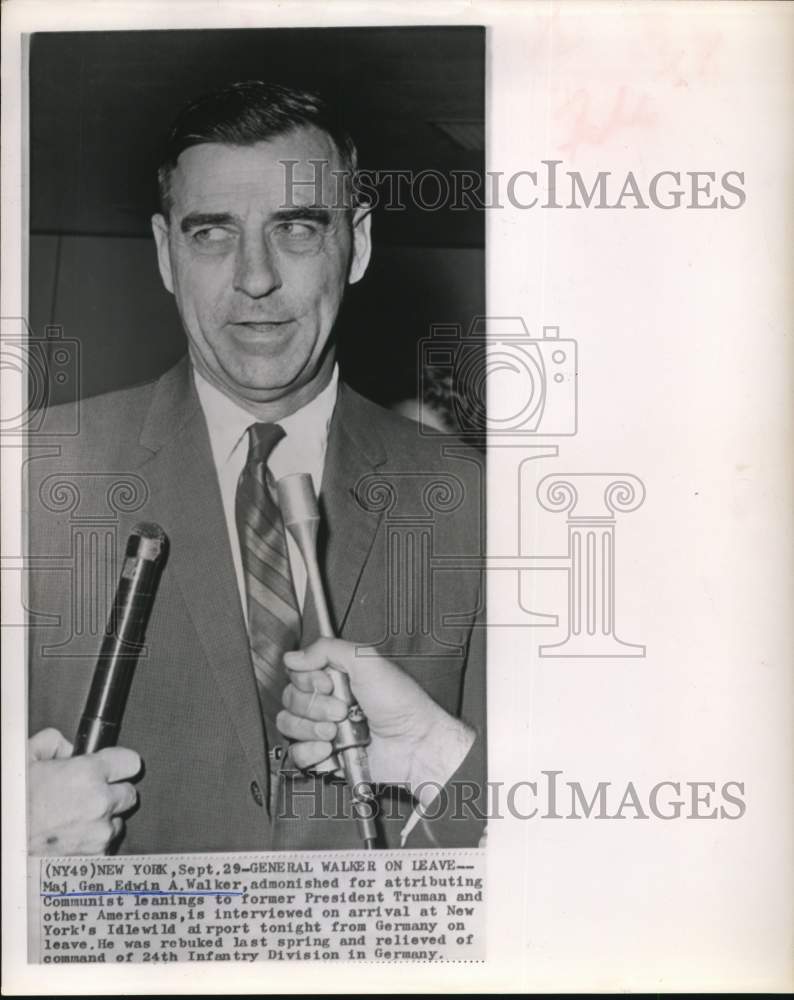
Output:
(157, 80), (359, 215)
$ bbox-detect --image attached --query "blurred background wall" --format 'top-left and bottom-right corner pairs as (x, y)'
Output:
(28, 27), (484, 408)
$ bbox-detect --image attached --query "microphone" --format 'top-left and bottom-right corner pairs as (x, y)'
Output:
(73, 523), (168, 755)
(276, 474), (379, 849)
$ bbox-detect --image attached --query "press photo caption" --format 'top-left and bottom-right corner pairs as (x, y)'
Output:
(30, 849), (485, 964)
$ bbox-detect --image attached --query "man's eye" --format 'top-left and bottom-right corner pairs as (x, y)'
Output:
(192, 227), (233, 244)
(276, 221), (318, 240)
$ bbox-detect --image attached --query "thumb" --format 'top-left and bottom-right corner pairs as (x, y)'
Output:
(93, 746), (142, 783)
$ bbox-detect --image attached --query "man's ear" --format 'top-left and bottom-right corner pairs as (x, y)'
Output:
(348, 206), (372, 286)
(151, 214), (175, 295)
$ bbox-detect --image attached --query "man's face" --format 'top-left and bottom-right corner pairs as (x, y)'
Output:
(152, 127), (371, 412)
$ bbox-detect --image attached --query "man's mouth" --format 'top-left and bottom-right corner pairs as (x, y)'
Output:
(231, 319), (296, 336)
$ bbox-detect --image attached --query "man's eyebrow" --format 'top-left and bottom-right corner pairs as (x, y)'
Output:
(272, 208), (332, 224)
(179, 208), (334, 233)
(180, 212), (236, 233)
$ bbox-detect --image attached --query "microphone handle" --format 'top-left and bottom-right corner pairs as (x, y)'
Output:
(311, 588), (379, 848)
(74, 528), (165, 755)
(73, 630), (147, 756)
(303, 541), (372, 751)
(288, 516), (379, 846)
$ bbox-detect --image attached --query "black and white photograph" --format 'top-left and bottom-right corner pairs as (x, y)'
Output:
(2, 0), (792, 993)
(24, 25), (487, 857)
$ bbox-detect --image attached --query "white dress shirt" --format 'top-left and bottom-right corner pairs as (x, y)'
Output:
(194, 365), (338, 619)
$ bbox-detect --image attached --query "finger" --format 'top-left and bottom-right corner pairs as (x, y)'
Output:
(284, 638), (354, 673)
(283, 645), (329, 672)
(288, 740), (334, 771)
(309, 756), (342, 775)
(285, 668), (333, 695)
(29, 728), (73, 762)
(93, 746), (142, 783)
(276, 710), (337, 744)
(285, 639), (379, 684)
(53, 735), (75, 760)
(106, 781), (138, 816)
(84, 817), (121, 855)
(282, 686), (348, 723)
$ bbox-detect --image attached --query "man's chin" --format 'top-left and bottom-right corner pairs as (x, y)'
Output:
(227, 372), (303, 400)
(218, 360), (324, 404)
(198, 343), (334, 409)
(216, 351), (304, 392)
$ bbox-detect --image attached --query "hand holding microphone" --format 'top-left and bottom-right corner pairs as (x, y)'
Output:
(275, 475), (475, 823)
(28, 524), (166, 855)
(28, 728), (140, 856)
(280, 639), (474, 809)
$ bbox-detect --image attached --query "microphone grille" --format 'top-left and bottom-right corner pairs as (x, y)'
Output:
(132, 522), (167, 541)
(276, 473), (320, 527)
(128, 522), (168, 561)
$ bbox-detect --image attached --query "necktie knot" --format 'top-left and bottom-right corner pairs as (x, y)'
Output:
(247, 422), (285, 467)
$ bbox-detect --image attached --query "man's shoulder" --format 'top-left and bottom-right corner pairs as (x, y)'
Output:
(31, 376), (162, 463)
(338, 383), (484, 473)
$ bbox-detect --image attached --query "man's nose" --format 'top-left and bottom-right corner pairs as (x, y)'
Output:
(233, 235), (282, 298)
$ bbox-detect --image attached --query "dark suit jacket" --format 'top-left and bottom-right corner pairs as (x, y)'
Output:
(28, 358), (486, 852)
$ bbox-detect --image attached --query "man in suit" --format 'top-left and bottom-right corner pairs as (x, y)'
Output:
(27, 81), (486, 854)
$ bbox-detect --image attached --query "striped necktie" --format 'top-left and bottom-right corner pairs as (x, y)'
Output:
(235, 423), (301, 728)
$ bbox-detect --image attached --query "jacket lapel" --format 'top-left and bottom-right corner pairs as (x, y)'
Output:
(301, 383), (388, 643)
(137, 359), (268, 793)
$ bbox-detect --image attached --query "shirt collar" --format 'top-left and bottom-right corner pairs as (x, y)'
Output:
(193, 364), (339, 469)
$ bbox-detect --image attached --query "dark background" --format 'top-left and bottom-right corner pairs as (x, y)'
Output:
(28, 27), (485, 407)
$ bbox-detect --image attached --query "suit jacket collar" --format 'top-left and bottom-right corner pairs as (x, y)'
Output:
(138, 357), (387, 466)
(304, 379), (388, 642)
(139, 355), (201, 454)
